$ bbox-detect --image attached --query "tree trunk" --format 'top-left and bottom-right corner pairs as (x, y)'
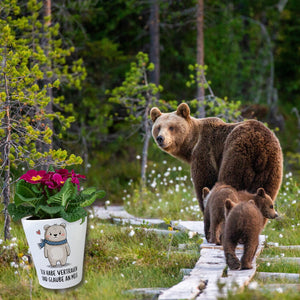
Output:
(149, 0), (160, 89)
(3, 71), (11, 240)
(43, 0), (53, 156)
(141, 119), (151, 188)
(196, 0), (205, 118)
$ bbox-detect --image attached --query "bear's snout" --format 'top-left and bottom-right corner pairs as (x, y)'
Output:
(156, 135), (164, 146)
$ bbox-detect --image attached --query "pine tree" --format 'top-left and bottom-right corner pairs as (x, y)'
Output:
(0, 0), (86, 239)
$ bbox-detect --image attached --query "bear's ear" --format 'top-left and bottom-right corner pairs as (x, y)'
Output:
(150, 107), (162, 122)
(202, 187), (210, 199)
(176, 103), (190, 119)
(257, 188), (266, 197)
(60, 223), (66, 228)
(44, 225), (50, 230)
(225, 199), (236, 211)
(249, 199), (256, 206)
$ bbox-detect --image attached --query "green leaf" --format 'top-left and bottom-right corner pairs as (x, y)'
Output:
(14, 180), (44, 206)
(81, 187), (97, 195)
(61, 206), (87, 223)
(36, 205), (63, 216)
(80, 190), (106, 207)
(8, 203), (35, 221)
(47, 178), (77, 207)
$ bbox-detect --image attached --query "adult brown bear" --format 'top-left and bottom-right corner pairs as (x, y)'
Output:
(150, 103), (283, 212)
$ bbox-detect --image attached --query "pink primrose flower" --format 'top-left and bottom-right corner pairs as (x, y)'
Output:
(20, 170), (46, 184)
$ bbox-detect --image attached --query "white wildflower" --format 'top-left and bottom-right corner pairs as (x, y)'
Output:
(248, 281), (258, 290)
(136, 155), (141, 160)
(129, 229), (135, 237)
(188, 231), (197, 239)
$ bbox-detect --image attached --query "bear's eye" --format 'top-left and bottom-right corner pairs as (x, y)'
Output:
(157, 126), (161, 131)
(59, 232), (61, 235)
(50, 233), (52, 236)
(169, 126), (174, 131)
(270, 205), (273, 209)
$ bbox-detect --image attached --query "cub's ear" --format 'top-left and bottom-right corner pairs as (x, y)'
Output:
(202, 187), (210, 199)
(257, 188), (266, 197)
(60, 223), (66, 228)
(150, 107), (162, 122)
(225, 199), (236, 211)
(176, 103), (190, 119)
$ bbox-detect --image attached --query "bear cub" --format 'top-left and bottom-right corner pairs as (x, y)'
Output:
(223, 190), (278, 270)
(202, 184), (273, 245)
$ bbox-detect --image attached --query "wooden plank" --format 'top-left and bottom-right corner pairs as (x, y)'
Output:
(172, 221), (205, 236)
(257, 272), (300, 281)
(259, 257), (300, 264)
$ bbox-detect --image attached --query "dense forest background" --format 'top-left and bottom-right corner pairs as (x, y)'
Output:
(2, 0), (300, 203)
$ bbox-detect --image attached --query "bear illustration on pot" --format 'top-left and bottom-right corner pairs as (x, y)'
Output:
(39, 223), (71, 267)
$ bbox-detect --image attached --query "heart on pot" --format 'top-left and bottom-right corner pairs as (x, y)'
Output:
(36, 230), (41, 235)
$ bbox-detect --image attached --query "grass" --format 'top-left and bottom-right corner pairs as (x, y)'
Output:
(0, 215), (201, 300)
(0, 160), (299, 299)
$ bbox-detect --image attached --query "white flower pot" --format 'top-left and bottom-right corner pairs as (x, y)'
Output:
(21, 216), (87, 289)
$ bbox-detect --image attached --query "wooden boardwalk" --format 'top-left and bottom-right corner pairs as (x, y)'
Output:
(93, 206), (300, 299)
(159, 236), (266, 300)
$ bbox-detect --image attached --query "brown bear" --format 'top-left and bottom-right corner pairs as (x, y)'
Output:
(223, 192), (278, 270)
(150, 103), (283, 213)
(202, 184), (273, 245)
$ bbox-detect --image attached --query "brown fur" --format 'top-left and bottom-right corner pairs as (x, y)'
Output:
(150, 103), (283, 213)
(223, 194), (278, 270)
(202, 184), (273, 245)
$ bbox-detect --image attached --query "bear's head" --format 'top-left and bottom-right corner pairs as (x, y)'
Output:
(150, 103), (192, 157)
(44, 223), (67, 242)
(253, 188), (278, 219)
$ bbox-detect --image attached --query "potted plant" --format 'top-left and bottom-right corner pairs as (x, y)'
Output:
(8, 168), (105, 289)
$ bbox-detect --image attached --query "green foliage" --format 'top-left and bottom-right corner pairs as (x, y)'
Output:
(0, 0), (86, 172)
(186, 64), (242, 122)
(8, 176), (105, 222)
(7, 168), (105, 222)
(107, 52), (177, 129)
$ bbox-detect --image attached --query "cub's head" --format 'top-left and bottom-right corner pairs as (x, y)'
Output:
(253, 188), (278, 219)
(150, 103), (191, 156)
(44, 223), (67, 242)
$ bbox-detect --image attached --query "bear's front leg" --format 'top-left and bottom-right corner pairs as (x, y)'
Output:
(191, 158), (218, 213)
(204, 208), (211, 242)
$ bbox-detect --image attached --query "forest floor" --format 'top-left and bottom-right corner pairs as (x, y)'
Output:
(0, 166), (299, 299)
